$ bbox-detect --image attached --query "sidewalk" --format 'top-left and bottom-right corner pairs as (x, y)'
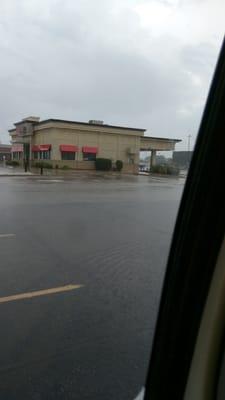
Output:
(0, 166), (35, 176)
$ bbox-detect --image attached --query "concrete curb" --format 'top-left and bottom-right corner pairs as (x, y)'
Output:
(0, 174), (39, 177)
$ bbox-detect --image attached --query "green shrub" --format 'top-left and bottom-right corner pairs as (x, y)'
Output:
(115, 160), (123, 172)
(151, 164), (179, 176)
(150, 165), (161, 173)
(34, 162), (53, 169)
(55, 164), (59, 169)
(44, 163), (53, 169)
(61, 165), (71, 170)
(34, 162), (43, 168)
(159, 165), (168, 174)
(95, 158), (112, 171)
(6, 160), (20, 166)
(167, 165), (180, 175)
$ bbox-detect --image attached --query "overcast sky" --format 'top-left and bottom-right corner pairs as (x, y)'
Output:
(0, 0), (224, 149)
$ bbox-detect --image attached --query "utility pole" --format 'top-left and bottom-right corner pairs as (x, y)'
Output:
(187, 134), (191, 152)
(187, 134), (192, 167)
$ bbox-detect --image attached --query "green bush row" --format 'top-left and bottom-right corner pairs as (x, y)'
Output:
(33, 159), (125, 172)
(95, 158), (112, 171)
(151, 164), (180, 175)
(6, 160), (20, 166)
(55, 165), (72, 170)
(34, 162), (53, 169)
(34, 163), (73, 170)
(95, 158), (123, 171)
(61, 165), (71, 170)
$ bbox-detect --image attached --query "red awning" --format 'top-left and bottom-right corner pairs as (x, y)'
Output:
(82, 146), (98, 154)
(11, 144), (23, 152)
(32, 144), (51, 151)
(39, 144), (51, 151)
(60, 145), (78, 152)
(32, 145), (40, 152)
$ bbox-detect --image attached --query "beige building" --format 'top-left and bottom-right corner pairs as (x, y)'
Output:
(9, 116), (180, 173)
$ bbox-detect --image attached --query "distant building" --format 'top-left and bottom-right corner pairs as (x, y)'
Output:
(8, 116), (181, 174)
(0, 144), (11, 161)
(173, 151), (193, 169)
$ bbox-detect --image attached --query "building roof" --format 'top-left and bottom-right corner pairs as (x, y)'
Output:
(9, 117), (182, 144)
(34, 118), (146, 132)
(173, 150), (193, 154)
(0, 144), (11, 151)
(142, 136), (181, 143)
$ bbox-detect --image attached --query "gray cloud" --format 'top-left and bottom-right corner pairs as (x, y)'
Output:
(0, 0), (222, 150)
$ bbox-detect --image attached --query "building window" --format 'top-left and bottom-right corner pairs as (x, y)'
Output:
(12, 152), (23, 160)
(83, 153), (96, 161)
(40, 150), (51, 160)
(128, 156), (134, 164)
(61, 152), (76, 160)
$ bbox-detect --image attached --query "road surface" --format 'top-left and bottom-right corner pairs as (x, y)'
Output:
(0, 174), (184, 399)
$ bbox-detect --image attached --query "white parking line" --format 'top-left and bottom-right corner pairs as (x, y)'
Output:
(36, 179), (64, 183)
(0, 234), (16, 238)
(0, 284), (83, 304)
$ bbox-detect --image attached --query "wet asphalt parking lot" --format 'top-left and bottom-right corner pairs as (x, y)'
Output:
(0, 174), (184, 399)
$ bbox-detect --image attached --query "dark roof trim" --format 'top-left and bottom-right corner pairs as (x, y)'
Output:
(34, 118), (146, 132)
(8, 128), (16, 132)
(142, 136), (181, 143)
(14, 121), (25, 126)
